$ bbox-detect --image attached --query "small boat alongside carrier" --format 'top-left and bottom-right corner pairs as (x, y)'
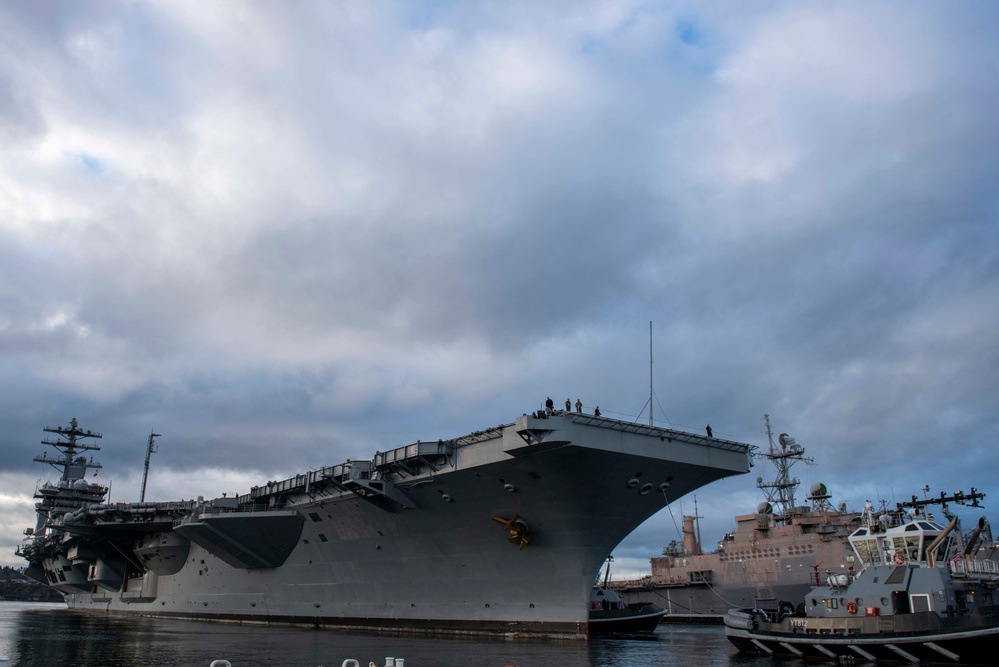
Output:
(588, 586), (666, 633)
(589, 560), (665, 634)
(725, 489), (999, 663)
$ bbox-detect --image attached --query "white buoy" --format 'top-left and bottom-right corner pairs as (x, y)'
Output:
(209, 661), (232, 667)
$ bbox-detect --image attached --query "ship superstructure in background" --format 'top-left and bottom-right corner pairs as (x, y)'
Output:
(614, 415), (862, 617)
(17, 411), (752, 638)
(726, 489), (999, 663)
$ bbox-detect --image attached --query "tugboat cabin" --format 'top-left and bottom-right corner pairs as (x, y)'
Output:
(848, 513), (955, 568)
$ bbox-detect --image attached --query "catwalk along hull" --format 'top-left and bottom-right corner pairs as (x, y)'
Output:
(20, 412), (751, 638)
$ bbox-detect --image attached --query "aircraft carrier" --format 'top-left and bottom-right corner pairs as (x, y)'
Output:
(18, 411), (752, 638)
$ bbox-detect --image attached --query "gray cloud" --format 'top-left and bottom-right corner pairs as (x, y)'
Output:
(2, 1), (998, 573)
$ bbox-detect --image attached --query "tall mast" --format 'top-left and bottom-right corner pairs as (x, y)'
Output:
(139, 430), (161, 502)
(765, 413), (773, 451)
(649, 321), (653, 426)
(757, 414), (813, 526)
(36, 417), (103, 481)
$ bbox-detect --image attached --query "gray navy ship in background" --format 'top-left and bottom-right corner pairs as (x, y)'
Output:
(614, 415), (997, 621)
(615, 416), (865, 618)
(17, 411), (752, 638)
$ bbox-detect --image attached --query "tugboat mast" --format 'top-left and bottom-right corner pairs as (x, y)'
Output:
(898, 488), (985, 519)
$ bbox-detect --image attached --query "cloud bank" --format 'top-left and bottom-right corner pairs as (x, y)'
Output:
(1, 1), (997, 574)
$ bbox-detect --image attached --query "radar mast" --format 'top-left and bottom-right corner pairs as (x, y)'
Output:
(756, 414), (814, 525)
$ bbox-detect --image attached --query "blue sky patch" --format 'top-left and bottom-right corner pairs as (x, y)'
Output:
(75, 153), (104, 175)
(677, 19), (700, 46)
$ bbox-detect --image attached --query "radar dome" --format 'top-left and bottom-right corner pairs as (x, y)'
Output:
(757, 502), (773, 514)
(755, 476), (763, 484)
(809, 482), (828, 497)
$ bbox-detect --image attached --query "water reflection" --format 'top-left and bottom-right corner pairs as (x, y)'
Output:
(0, 603), (781, 667)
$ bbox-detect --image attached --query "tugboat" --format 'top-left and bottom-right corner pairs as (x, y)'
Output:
(725, 489), (999, 663)
(589, 559), (666, 633)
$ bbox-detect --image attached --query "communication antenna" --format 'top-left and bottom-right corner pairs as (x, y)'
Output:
(756, 414), (813, 525)
(139, 430), (161, 502)
(638, 321), (664, 426)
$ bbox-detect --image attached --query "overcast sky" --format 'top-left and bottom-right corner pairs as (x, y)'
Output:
(2, 1), (997, 577)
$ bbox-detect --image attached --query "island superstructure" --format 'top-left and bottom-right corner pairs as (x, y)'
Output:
(18, 410), (752, 638)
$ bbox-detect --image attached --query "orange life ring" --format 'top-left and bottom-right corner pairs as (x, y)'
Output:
(892, 552), (905, 565)
(845, 601), (858, 615)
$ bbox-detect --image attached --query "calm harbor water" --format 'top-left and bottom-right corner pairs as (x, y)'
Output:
(0, 601), (786, 667)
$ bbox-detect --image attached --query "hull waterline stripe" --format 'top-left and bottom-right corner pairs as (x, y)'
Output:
(744, 624), (999, 646)
(589, 610), (665, 625)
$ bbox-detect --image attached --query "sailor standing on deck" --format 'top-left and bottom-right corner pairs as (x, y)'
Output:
(705, 424), (713, 438)
(575, 399), (582, 413)
(565, 398), (571, 412)
(545, 397), (554, 415)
